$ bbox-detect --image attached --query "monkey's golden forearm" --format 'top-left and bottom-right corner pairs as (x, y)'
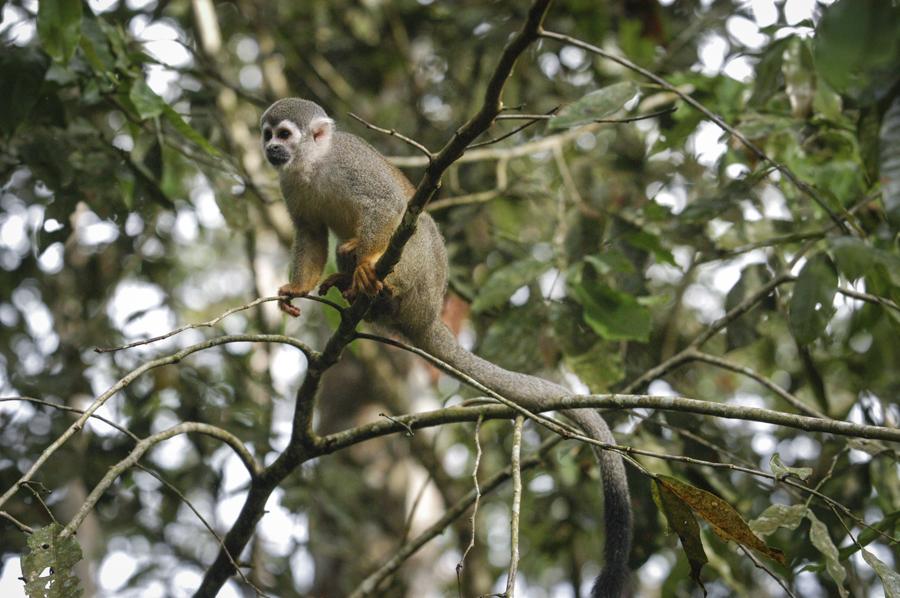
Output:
(279, 222), (328, 316)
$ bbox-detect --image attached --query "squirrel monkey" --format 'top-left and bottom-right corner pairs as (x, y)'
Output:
(261, 98), (632, 598)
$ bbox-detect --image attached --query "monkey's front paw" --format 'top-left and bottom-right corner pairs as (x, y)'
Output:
(318, 272), (352, 296)
(277, 284), (308, 317)
(350, 261), (384, 299)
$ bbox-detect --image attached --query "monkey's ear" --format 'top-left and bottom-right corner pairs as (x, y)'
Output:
(310, 117), (334, 143)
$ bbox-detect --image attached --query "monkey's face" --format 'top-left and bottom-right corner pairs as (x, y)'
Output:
(261, 119), (304, 168)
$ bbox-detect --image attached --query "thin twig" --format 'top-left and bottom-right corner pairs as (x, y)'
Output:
(60, 421), (260, 539)
(494, 106), (676, 123)
(21, 482), (57, 525)
(348, 112), (433, 159)
(689, 350), (826, 418)
(379, 413), (414, 437)
(457, 415), (484, 589)
(347, 437), (563, 598)
(95, 296), (281, 352)
(0, 511), (32, 534)
(0, 334), (306, 512)
(505, 416), (524, 598)
(739, 545), (797, 597)
(835, 286), (900, 313)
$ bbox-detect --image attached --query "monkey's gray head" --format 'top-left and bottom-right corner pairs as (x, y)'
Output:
(260, 98), (335, 170)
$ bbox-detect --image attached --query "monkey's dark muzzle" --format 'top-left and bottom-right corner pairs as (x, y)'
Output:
(265, 146), (290, 166)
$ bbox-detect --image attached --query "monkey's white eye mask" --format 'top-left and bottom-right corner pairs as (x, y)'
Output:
(262, 117), (334, 168)
(262, 120), (303, 167)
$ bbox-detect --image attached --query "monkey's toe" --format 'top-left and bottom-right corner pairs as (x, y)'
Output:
(351, 262), (383, 298)
(318, 272), (352, 296)
(278, 299), (301, 318)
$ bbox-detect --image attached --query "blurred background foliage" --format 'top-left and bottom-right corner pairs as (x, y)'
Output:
(0, 0), (898, 596)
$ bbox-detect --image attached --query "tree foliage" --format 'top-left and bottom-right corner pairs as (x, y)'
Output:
(0, 0), (898, 596)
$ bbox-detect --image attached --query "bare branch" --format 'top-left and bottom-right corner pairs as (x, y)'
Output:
(60, 421), (260, 539)
(457, 416), (484, 587)
(348, 112), (433, 159)
(95, 296), (281, 353)
(689, 350), (826, 418)
(0, 511), (33, 534)
(505, 416), (525, 598)
(0, 334), (309, 512)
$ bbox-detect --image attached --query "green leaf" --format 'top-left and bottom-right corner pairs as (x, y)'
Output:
(782, 37), (814, 118)
(129, 78), (166, 120)
(22, 523), (84, 598)
(657, 475), (786, 564)
(749, 504), (807, 536)
(584, 252), (635, 275)
(623, 231), (676, 266)
(789, 253), (837, 344)
(471, 258), (548, 313)
(654, 479), (708, 593)
(548, 81), (640, 130)
(838, 510), (900, 560)
(162, 104), (221, 157)
(806, 510), (849, 598)
(37, 0), (83, 64)
(563, 341), (624, 392)
(880, 95), (900, 229)
(813, 0), (900, 105)
(862, 550), (900, 598)
(0, 47), (50, 137)
(830, 237), (900, 289)
(725, 264), (771, 351)
(770, 453), (813, 481)
(571, 276), (651, 342)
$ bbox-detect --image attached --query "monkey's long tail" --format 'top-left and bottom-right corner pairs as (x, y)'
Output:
(411, 319), (632, 598)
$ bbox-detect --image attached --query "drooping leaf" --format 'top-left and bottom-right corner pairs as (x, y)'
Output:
(789, 253), (838, 344)
(162, 104), (221, 157)
(838, 510), (900, 560)
(862, 549), (900, 598)
(880, 95), (900, 229)
(623, 230), (676, 266)
(725, 264), (771, 351)
(654, 479), (708, 593)
(806, 510), (849, 598)
(563, 341), (624, 391)
(0, 48), (50, 137)
(471, 258), (549, 313)
(657, 475), (786, 564)
(571, 277), (651, 342)
(37, 0), (83, 64)
(830, 237), (900, 289)
(770, 453), (813, 481)
(129, 78), (166, 120)
(813, 0), (900, 105)
(21, 523), (84, 598)
(548, 81), (640, 130)
(782, 38), (814, 119)
(749, 503), (807, 536)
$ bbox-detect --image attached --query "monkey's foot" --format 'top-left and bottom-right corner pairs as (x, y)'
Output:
(349, 261), (383, 300)
(318, 272), (352, 296)
(277, 284), (308, 318)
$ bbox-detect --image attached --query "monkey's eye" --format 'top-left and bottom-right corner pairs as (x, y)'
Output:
(263, 129), (272, 142)
(277, 129), (291, 140)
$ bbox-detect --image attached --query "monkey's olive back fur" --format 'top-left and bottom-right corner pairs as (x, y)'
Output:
(263, 98), (633, 598)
